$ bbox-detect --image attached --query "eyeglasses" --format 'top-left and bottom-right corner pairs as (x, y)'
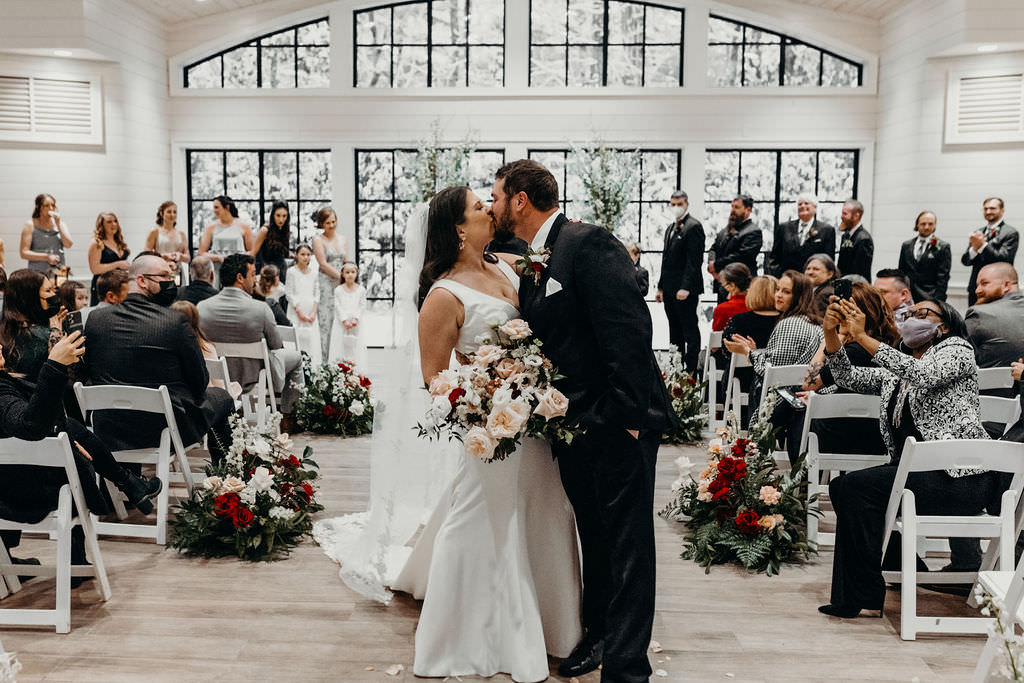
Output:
(141, 273), (173, 281)
(908, 308), (941, 320)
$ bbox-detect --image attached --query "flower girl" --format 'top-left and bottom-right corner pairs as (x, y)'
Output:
(285, 244), (322, 366)
(329, 262), (367, 369)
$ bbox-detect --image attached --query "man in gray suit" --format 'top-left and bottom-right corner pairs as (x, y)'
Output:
(967, 262), (1024, 371)
(198, 254), (303, 414)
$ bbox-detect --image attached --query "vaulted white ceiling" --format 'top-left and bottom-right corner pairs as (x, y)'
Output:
(772, 0), (913, 20)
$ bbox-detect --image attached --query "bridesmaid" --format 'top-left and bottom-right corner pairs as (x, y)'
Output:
(285, 243), (322, 366)
(144, 201), (190, 278)
(329, 262), (367, 369)
(87, 212), (130, 306)
(197, 195), (253, 287)
(252, 201), (291, 283)
(20, 193), (73, 275)
(312, 207), (345, 361)
(898, 210), (951, 303)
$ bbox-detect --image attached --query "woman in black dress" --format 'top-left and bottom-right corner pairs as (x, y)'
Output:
(252, 201), (292, 283)
(87, 212), (130, 306)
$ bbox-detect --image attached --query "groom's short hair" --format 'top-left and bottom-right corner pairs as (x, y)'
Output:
(495, 160), (559, 212)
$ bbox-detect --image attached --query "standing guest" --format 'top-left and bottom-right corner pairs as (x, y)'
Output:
(767, 195), (836, 277)
(197, 195), (254, 287)
(837, 200), (873, 282)
(712, 263), (750, 331)
(93, 270), (129, 309)
(176, 256), (218, 306)
(285, 243), (321, 366)
(626, 243), (649, 296)
(21, 194), (73, 274)
(84, 254), (234, 462)
(58, 281), (88, 312)
(898, 211), (950, 302)
(0, 269), (63, 382)
(87, 212), (130, 306)
(873, 269), (914, 323)
(330, 262), (367, 369)
(803, 253), (839, 291)
(656, 190), (704, 374)
(967, 262), (1024, 370)
(144, 201), (189, 277)
(963, 197), (1018, 306)
(252, 201), (291, 283)
(708, 194), (762, 302)
(312, 207), (346, 361)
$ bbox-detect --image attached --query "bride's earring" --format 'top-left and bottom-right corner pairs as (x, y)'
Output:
(458, 234), (466, 251)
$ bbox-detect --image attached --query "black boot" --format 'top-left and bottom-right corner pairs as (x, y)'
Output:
(70, 526), (92, 589)
(115, 473), (162, 515)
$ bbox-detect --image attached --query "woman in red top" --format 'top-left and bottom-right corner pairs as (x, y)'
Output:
(712, 262), (751, 331)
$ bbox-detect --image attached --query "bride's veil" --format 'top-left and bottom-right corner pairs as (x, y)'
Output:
(313, 202), (456, 603)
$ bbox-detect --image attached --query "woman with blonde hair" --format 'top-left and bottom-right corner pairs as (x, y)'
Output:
(144, 201), (189, 276)
(170, 301), (242, 400)
(87, 212), (130, 306)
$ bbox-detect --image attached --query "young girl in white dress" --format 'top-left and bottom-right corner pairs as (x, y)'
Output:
(285, 244), (322, 367)
(329, 262), (367, 369)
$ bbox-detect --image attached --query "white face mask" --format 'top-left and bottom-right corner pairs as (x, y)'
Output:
(670, 205), (686, 219)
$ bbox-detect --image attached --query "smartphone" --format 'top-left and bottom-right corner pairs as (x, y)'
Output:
(775, 387), (806, 411)
(831, 278), (852, 301)
(63, 310), (84, 336)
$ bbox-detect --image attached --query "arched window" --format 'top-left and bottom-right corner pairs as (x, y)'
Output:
(354, 1), (505, 87)
(707, 14), (861, 87)
(184, 18), (330, 88)
(530, 0), (684, 87)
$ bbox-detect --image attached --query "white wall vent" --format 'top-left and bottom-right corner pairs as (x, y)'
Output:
(945, 70), (1024, 145)
(0, 73), (102, 145)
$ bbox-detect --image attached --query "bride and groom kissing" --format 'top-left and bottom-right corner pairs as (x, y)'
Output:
(405, 159), (677, 683)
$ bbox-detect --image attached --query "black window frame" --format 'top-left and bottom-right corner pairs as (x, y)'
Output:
(528, 0), (685, 87)
(183, 17), (330, 89)
(353, 0), (507, 88)
(707, 14), (863, 87)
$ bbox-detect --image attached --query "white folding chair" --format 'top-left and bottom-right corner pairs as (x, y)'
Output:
(704, 331), (725, 430)
(880, 438), (1024, 640)
(980, 394), (1022, 437)
(972, 548), (1024, 682)
(0, 434), (111, 633)
(215, 340), (276, 429)
(723, 352), (751, 422)
(205, 356), (242, 409)
(798, 392), (886, 546)
(978, 367), (1016, 393)
(73, 383), (200, 544)
(277, 325), (298, 353)
(759, 363), (811, 463)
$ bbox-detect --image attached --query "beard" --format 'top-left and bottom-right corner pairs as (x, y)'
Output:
(493, 203), (516, 242)
(727, 212), (744, 232)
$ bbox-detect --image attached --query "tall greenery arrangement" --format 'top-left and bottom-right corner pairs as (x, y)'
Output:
(657, 347), (707, 444)
(408, 120), (478, 203)
(569, 141), (640, 232)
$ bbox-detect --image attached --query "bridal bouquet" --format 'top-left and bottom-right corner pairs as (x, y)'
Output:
(657, 347), (707, 444)
(660, 414), (816, 575)
(294, 358), (375, 436)
(169, 415), (324, 561)
(418, 318), (583, 462)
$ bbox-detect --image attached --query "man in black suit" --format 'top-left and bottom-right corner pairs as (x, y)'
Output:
(837, 199), (874, 281)
(176, 256), (219, 305)
(656, 190), (704, 373)
(491, 160), (676, 683)
(707, 194), (762, 302)
(962, 197), (1019, 306)
(898, 210), (951, 302)
(766, 194), (836, 277)
(84, 254), (234, 460)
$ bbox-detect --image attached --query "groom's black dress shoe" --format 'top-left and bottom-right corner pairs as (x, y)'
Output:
(818, 603), (862, 618)
(557, 636), (603, 678)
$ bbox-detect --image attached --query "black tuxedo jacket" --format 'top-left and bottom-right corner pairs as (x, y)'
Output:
(961, 221), (1019, 305)
(519, 215), (674, 434)
(837, 225), (874, 281)
(766, 218), (836, 277)
(658, 214), (705, 295)
(176, 280), (218, 306)
(898, 236), (951, 302)
(709, 219), (762, 277)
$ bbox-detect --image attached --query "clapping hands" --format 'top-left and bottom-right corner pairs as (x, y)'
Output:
(723, 334), (757, 356)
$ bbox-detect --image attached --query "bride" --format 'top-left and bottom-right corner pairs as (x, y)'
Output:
(315, 186), (581, 682)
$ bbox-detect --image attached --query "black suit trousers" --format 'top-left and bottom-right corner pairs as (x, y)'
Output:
(554, 426), (657, 683)
(663, 295), (700, 373)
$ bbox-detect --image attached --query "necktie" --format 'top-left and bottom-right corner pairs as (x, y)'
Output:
(799, 222), (811, 244)
(914, 239), (925, 260)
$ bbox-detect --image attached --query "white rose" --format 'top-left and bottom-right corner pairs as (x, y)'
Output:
(487, 401), (530, 439)
(534, 387), (569, 421)
(430, 395), (452, 419)
(499, 318), (532, 340)
(492, 385), (514, 408)
(464, 426), (498, 460)
(250, 438), (271, 456)
(473, 344), (504, 366)
(250, 466), (275, 492)
(221, 475), (245, 494)
(202, 476), (223, 492)
(350, 402), (365, 416)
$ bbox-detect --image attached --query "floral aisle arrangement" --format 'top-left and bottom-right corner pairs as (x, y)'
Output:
(974, 584), (1024, 681)
(657, 347), (707, 444)
(169, 415), (324, 561)
(294, 359), (374, 435)
(418, 318), (584, 462)
(660, 416), (816, 575)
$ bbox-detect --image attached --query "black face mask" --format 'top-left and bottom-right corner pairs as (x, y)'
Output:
(150, 280), (178, 306)
(43, 294), (61, 311)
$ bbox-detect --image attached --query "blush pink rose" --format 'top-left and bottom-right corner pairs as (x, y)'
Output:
(494, 357), (518, 379)
(499, 318), (532, 340)
(534, 387), (569, 421)
(464, 426), (497, 460)
(473, 344), (504, 366)
(486, 400), (530, 439)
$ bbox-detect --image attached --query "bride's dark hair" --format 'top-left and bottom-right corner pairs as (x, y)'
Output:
(418, 186), (468, 308)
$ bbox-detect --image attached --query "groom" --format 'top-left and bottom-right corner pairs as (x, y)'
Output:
(491, 160), (676, 682)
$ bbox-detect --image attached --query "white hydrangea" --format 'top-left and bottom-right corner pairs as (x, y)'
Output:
(239, 485), (257, 506)
(268, 506), (293, 520)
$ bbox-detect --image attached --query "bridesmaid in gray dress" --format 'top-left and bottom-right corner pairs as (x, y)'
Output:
(197, 196), (253, 287)
(312, 207), (345, 362)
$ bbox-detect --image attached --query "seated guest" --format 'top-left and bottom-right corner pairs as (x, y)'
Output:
(0, 331), (160, 574)
(198, 254), (303, 416)
(818, 296), (997, 619)
(0, 269), (62, 382)
(258, 265), (286, 309)
(83, 255), (234, 461)
(717, 275), (779, 418)
(873, 269), (914, 323)
(626, 242), (649, 297)
(58, 280), (88, 312)
(898, 211), (950, 302)
(93, 269), (129, 309)
(967, 263), (1024, 415)
(803, 253), (838, 291)
(171, 301), (242, 401)
(176, 256), (218, 305)
(712, 263), (750, 332)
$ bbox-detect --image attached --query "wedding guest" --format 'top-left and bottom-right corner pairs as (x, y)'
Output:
(0, 267), (6, 311)
(873, 269), (914, 323)
(87, 212), (130, 306)
(252, 201), (291, 283)
(21, 193), (72, 274)
(963, 197), (1018, 306)
(197, 195), (254, 287)
(817, 297), (997, 619)
(898, 211), (950, 302)
(716, 275), (779, 419)
(176, 256), (218, 306)
(93, 270), (129, 309)
(657, 190), (704, 374)
(144, 201), (189, 276)
(58, 280), (88, 312)
(967, 263), (1024, 373)
(767, 195), (836, 277)
(0, 269), (63, 382)
(312, 207), (346, 361)
(712, 263), (750, 331)
(837, 200), (873, 281)
(803, 253), (838, 290)
(284, 243), (321, 366)
(330, 262), (367, 369)
(171, 300), (242, 400)
(708, 194), (761, 302)
(626, 243), (649, 297)
(258, 264), (286, 308)
(0, 240), (5, 270)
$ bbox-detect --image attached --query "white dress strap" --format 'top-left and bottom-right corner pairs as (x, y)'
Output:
(495, 259), (520, 292)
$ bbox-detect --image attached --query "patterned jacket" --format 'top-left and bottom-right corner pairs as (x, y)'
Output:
(825, 336), (986, 476)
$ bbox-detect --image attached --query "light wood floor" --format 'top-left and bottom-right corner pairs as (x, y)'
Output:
(0, 433), (987, 682)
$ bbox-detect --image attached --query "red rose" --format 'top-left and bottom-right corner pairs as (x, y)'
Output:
(289, 454), (301, 467)
(322, 405), (337, 417)
(929, 237), (937, 247)
(687, 377), (697, 386)
(448, 387), (466, 405)
(735, 510), (761, 534)
(280, 483), (293, 495)
(213, 493), (239, 517)
(671, 386), (683, 398)
(232, 506), (255, 529)
(301, 483), (314, 499)
(735, 438), (750, 449)
(530, 262), (544, 273)
(731, 444), (745, 456)
(716, 457), (737, 478)
(360, 376), (372, 388)
(711, 485), (730, 501)
(337, 362), (351, 372)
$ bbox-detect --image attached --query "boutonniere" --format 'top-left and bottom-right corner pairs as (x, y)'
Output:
(928, 236), (938, 249)
(841, 239), (853, 249)
(516, 247), (551, 285)
(808, 226), (817, 239)
(988, 227), (999, 240)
